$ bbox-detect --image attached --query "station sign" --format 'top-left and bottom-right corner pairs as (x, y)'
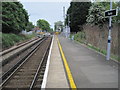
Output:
(105, 9), (118, 17)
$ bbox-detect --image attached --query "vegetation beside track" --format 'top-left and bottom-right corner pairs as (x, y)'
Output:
(70, 32), (119, 61)
(66, 2), (119, 61)
(1, 32), (36, 50)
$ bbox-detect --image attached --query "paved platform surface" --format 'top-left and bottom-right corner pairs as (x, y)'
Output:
(46, 36), (69, 88)
(58, 35), (118, 88)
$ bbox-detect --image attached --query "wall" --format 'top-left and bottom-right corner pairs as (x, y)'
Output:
(83, 24), (119, 56)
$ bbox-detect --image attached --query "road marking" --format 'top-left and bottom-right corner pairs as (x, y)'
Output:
(57, 36), (77, 89)
(41, 36), (54, 88)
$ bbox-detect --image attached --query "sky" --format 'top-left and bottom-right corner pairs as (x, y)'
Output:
(20, 1), (70, 28)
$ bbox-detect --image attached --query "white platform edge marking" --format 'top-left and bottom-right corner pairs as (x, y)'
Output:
(41, 35), (54, 89)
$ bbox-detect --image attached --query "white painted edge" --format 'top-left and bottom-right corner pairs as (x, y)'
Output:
(41, 35), (54, 89)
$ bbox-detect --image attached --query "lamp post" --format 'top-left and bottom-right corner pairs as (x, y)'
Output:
(106, 0), (112, 60)
(63, 7), (65, 26)
(66, 14), (70, 38)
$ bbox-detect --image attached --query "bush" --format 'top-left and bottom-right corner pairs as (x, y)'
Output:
(1, 33), (36, 49)
(74, 32), (86, 43)
(2, 33), (15, 48)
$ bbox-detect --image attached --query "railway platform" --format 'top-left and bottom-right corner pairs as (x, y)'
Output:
(42, 35), (118, 89)
(42, 35), (69, 88)
(58, 35), (118, 89)
(2, 35), (118, 89)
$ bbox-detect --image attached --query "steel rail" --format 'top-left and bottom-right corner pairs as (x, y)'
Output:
(1, 37), (44, 81)
(0, 37), (39, 56)
(0, 37), (47, 88)
(1, 37), (45, 80)
(1, 37), (43, 66)
(29, 37), (51, 90)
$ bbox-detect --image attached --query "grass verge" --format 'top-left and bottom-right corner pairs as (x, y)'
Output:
(71, 32), (119, 61)
(87, 43), (119, 61)
(1, 32), (36, 50)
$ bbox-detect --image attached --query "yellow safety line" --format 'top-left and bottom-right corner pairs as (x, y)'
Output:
(57, 36), (77, 90)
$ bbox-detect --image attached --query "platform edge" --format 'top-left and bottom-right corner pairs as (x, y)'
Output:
(41, 36), (54, 88)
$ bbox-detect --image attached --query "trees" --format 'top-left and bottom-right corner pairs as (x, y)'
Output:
(66, 1), (91, 32)
(49, 28), (53, 33)
(26, 22), (34, 32)
(37, 19), (50, 32)
(86, 3), (106, 28)
(86, 2), (119, 27)
(54, 21), (63, 31)
(2, 2), (29, 34)
(66, 1), (119, 32)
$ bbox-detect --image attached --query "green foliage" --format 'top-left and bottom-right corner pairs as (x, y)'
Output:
(49, 28), (53, 33)
(86, 3), (106, 27)
(2, 2), (29, 34)
(54, 21), (63, 31)
(26, 22), (34, 32)
(87, 44), (119, 61)
(74, 32), (86, 43)
(66, 1), (91, 32)
(37, 19), (50, 31)
(116, 2), (120, 24)
(100, 2), (119, 23)
(86, 2), (119, 27)
(1, 32), (36, 49)
(2, 33), (25, 48)
(25, 33), (36, 39)
(73, 32), (119, 61)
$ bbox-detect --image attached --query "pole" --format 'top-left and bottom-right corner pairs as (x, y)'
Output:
(68, 14), (69, 26)
(106, 0), (112, 60)
(63, 7), (66, 37)
(63, 7), (65, 26)
(68, 14), (70, 38)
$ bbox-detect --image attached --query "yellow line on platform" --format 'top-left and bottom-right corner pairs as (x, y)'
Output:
(57, 36), (77, 90)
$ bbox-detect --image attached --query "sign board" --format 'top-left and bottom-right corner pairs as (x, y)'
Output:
(105, 9), (118, 17)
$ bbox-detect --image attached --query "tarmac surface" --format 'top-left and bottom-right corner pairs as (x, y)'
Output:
(46, 36), (69, 88)
(58, 35), (118, 88)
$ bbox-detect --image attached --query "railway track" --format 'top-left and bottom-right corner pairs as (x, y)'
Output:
(1, 36), (52, 89)
(1, 37), (45, 82)
(0, 37), (41, 66)
(1, 37), (39, 56)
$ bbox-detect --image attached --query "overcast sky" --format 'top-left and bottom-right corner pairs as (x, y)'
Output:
(20, 1), (70, 28)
